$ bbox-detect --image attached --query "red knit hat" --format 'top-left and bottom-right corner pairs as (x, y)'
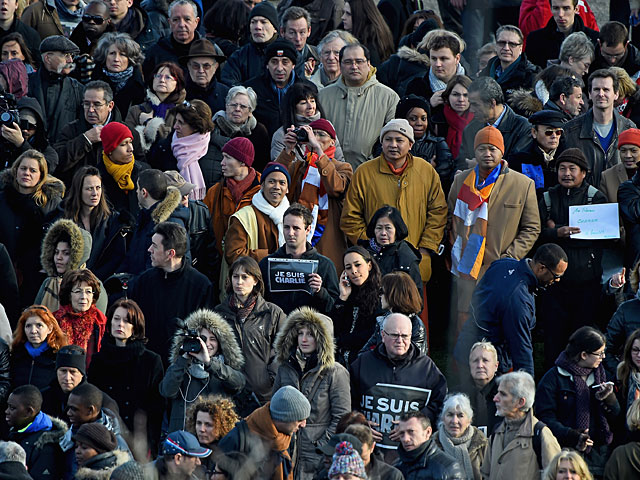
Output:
(309, 118), (336, 139)
(222, 137), (254, 167)
(619, 128), (640, 148)
(100, 122), (133, 155)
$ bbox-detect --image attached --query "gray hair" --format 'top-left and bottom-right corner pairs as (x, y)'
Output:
(226, 86), (257, 112)
(559, 32), (595, 64)
(280, 6), (311, 31)
(317, 30), (358, 55)
(0, 441), (26, 465)
(168, 0), (198, 19)
(468, 76), (504, 105)
(496, 25), (524, 43)
(497, 371), (536, 412)
(93, 32), (144, 66)
(84, 80), (114, 104)
(438, 393), (474, 430)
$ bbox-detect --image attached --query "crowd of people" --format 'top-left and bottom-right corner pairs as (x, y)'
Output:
(0, 0), (640, 479)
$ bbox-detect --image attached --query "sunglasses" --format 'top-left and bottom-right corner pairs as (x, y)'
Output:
(82, 15), (106, 24)
(543, 129), (563, 137)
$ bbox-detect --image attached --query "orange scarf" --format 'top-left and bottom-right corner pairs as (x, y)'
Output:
(246, 403), (293, 480)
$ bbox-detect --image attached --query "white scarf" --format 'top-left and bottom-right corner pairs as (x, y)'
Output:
(251, 191), (290, 246)
(429, 62), (466, 92)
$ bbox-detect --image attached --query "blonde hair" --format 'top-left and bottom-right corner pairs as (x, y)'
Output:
(469, 339), (498, 362)
(543, 449), (593, 480)
(610, 66), (638, 98)
(11, 150), (59, 208)
(627, 397), (640, 431)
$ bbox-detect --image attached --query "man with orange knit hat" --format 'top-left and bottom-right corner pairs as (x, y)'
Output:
(448, 125), (541, 330)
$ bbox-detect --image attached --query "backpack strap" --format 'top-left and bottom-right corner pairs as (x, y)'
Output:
(532, 420), (546, 469)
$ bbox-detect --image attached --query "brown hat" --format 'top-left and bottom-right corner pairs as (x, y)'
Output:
(180, 38), (226, 63)
(474, 126), (505, 154)
(73, 423), (117, 454)
(164, 170), (196, 196)
(556, 148), (589, 172)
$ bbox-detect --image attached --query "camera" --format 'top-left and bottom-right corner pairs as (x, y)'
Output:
(181, 329), (202, 354)
(0, 93), (23, 128)
(293, 127), (308, 143)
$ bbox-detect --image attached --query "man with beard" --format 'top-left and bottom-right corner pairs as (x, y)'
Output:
(70, 0), (114, 55)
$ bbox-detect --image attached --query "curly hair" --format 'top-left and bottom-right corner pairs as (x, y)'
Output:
(185, 394), (239, 443)
(58, 269), (101, 307)
(12, 305), (68, 352)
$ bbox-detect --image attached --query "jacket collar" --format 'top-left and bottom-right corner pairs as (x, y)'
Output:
(376, 153), (414, 174)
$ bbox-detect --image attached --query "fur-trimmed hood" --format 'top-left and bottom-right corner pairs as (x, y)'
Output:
(151, 186), (182, 225)
(33, 416), (68, 450)
(508, 88), (543, 118)
(0, 169), (65, 215)
(169, 309), (245, 369)
(74, 449), (130, 480)
(395, 46), (430, 67)
(274, 307), (335, 370)
(40, 219), (91, 276)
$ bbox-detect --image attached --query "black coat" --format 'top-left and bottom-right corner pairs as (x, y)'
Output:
(360, 239), (422, 298)
(479, 53), (540, 98)
(379, 47), (431, 96)
(185, 199), (219, 285)
(10, 344), (58, 391)
(96, 159), (150, 222)
(619, 172), (640, 267)
(0, 339), (11, 405)
(507, 139), (560, 199)
(604, 298), (640, 379)
(209, 120), (271, 176)
(116, 6), (166, 53)
(0, 19), (40, 68)
(0, 243), (19, 327)
(411, 135), (455, 194)
(84, 211), (135, 281)
(590, 42), (640, 79)
(9, 415), (67, 480)
(220, 37), (275, 86)
(185, 76), (229, 117)
(91, 65), (146, 118)
(142, 32), (206, 79)
(450, 376), (500, 435)
(331, 297), (384, 366)
(40, 378), (120, 421)
(395, 438), (464, 480)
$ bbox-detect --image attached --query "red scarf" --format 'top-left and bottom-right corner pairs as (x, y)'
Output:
(55, 304), (107, 352)
(386, 158), (409, 175)
(226, 168), (257, 205)
(444, 105), (474, 159)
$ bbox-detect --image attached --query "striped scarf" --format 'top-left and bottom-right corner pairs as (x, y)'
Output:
(451, 162), (502, 279)
(299, 146), (335, 246)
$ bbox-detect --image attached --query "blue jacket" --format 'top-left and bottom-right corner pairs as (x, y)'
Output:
(454, 258), (538, 375)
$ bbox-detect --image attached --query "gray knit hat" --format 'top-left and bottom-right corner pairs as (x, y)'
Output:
(110, 461), (144, 480)
(380, 118), (415, 144)
(270, 386), (311, 422)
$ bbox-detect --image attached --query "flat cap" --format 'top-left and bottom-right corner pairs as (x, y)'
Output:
(40, 35), (80, 54)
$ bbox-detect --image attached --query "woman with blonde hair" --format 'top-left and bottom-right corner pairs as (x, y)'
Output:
(543, 449), (593, 480)
(10, 305), (68, 390)
(610, 66), (640, 125)
(604, 397), (640, 478)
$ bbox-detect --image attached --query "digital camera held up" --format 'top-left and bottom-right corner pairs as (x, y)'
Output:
(180, 329), (202, 354)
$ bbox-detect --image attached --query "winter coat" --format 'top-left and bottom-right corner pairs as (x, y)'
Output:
(331, 295), (384, 366)
(203, 170), (261, 256)
(519, 0), (598, 47)
(69, 21), (116, 56)
(0, 339), (10, 405)
(9, 414), (67, 480)
(83, 210), (135, 281)
(350, 343), (447, 425)
(536, 365), (620, 449)
(160, 309), (245, 432)
(605, 297), (640, 378)
(525, 16), (598, 69)
(560, 109), (637, 188)
(447, 166), (541, 281)
(600, 162), (630, 203)
(379, 46), (430, 96)
(395, 437), (464, 480)
(0, 19), (41, 68)
(115, 6), (165, 54)
(479, 54), (540, 98)
(456, 104), (532, 170)
(91, 65), (146, 119)
(270, 124), (345, 166)
(590, 42), (640, 79)
(481, 409), (561, 480)
(41, 378), (120, 421)
(275, 148), (352, 268)
(360, 238), (423, 295)
(318, 72), (399, 169)
(215, 295), (285, 405)
(185, 199), (218, 283)
(506, 139), (560, 199)
(142, 32), (206, 79)
(224, 203), (280, 266)
(74, 449), (130, 480)
(433, 427), (487, 480)
(619, 172), (640, 267)
(259, 244), (340, 316)
(27, 68), (85, 144)
(20, 0), (64, 39)
(0, 242), (19, 324)
(96, 157), (150, 222)
(10, 343), (58, 391)
(360, 312), (427, 357)
(87, 338), (164, 444)
(128, 260), (212, 363)
(277, 0), (343, 46)
(412, 134), (455, 193)
(341, 153), (447, 281)
(0, 461), (34, 480)
(604, 440), (640, 480)
(185, 76), (229, 118)
(220, 36), (277, 87)
(273, 307), (351, 480)
(451, 377), (500, 435)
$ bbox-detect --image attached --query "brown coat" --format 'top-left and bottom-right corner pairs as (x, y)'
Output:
(600, 162), (630, 203)
(275, 149), (353, 269)
(21, 1), (64, 39)
(224, 204), (280, 265)
(203, 172), (262, 256)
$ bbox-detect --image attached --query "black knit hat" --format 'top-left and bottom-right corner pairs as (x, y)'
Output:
(73, 423), (117, 454)
(556, 148), (589, 172)
(249, 2), (278, 30)
(56, 346), (87, 376)
(395, 94), (431, 120)
(264, 39), (298, 65)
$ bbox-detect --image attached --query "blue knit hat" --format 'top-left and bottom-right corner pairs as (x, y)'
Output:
(328, 441), (366, 479)
(261, 162), (291, 186)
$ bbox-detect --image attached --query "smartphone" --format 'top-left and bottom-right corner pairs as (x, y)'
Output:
(590, 381), (614, 389)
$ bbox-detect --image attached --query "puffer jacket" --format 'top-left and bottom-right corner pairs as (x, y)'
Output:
(74, 449), (130, 480)
(214, 295), (285, 408)
(159, 309), (245, 433)
(605, 296), (640, 379)
(318, 71), (399, 169)
(273, 307), (351, 480)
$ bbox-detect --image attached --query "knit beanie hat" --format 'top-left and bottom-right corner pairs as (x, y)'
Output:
(73, 423), (117, 454)
(261, 162), (291, 186)
(264, 39), (298, 65)
(556, 148), (589, 172)
(619, 128), (640, 148)
(309, 118), (336, 139)
(380, 118), (415, 143)
(328, 441), (366, 479)
(395, 94), (431, 120)
(269, 386), (311, 422)
(249, 2), (278, 30)
(56, 346), (87, 376)
(110, 460), (144, 480)
(474, 126), (504, 153)
(100, 122), (133, 155)
(222, 137), (255, 167)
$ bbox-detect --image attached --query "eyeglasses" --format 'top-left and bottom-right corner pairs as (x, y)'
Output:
(541, 263), (563, 281)
(82, 101), (107, 109)
(227, 102), (250, 111)
(600, 45), (626, 60)
(588, 351), (606, 358)
(82, 14), (106, 24)
(543, 129), (563, 137)
(631, 347), (640, 355)
(321, 49), (341, 58)
(382, 329), (411, 342)
(154, 73), (177, 81)
(71, 288), (94, 296)
(188, 61), (215, 71)
(341, 58), (368, 66)
(496, 40), (522, 49)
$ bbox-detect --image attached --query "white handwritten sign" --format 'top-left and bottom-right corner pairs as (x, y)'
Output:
(569, 203), (620, 240)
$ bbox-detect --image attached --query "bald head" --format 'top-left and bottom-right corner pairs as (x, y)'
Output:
(381, 313), (413, 359)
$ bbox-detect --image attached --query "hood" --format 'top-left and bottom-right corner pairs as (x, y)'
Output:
(18, 96), (47, 130)
(40, 219), (91, 276)
(74, 449), (130, 480)
(0, 59), (27, 99)
(274, 307), (335, 370)
(169, 309), (245, 369)
(508, 88), (542, 117)
(151, 186), (182, 224)
(395, 46), (430, 67)
(33, 416), (68, 450)
(0, 170), (65, 207)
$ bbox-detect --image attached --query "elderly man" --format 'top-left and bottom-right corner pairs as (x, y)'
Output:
(341, 119), (446, 283)
(220, 2), (279, 86)
(456, 76), (531, 170)
(454, 243), (567, 377)
(449, 126), (540, 323)
(27, 35), (84, 143)
(482, 372), (561, 479)
(561, 68), (636, 189)
(350, 313), (447, 447)
(319, 43), (399, 169)
(107, 0), (164, 52)
(183, 38), (228, 114)
(601, 129), (640, 203)
(309, 30), (354, 88)
(544, 75), (585, 121)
